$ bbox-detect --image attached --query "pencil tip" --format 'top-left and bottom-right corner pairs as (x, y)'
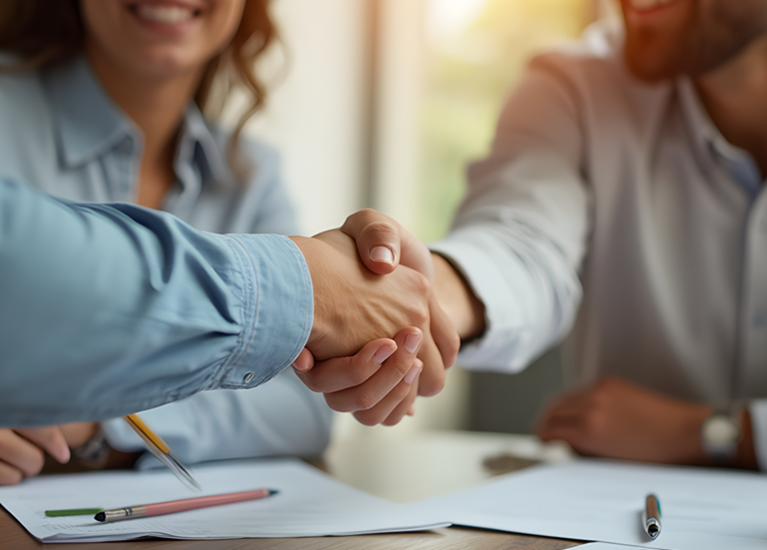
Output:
(94, 512), (106, 522)
(269, 489), (279, 496)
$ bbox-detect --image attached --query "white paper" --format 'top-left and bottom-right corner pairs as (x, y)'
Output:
(578, 545), (644, 550)
(0, 458), (449, 542)
(418, 459), (767, 550)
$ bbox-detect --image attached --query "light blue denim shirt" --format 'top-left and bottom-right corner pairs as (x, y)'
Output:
(0, 55), (331, 461)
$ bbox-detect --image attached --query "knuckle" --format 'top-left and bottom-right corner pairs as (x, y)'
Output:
(353, 392), (377, 412)
(364, 221), (398, 243)
(353, 411), (381, 427)
(392, 357), (413, 378)
(444, 333), (460, 367)
(347, 367), (372, 387)
(23, 449), (45, 477)
(390, 381), (412, 402)
(0, 467), (23, 486)
(412, 271), (431, 295)
(382, 415), (402, 427)
(324, 396), (353, 414)
(418, 371), (445, 397)
(409, 303), (429, 327)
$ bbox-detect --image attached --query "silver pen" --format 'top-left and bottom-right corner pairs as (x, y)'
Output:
(643, 494), (662, 539)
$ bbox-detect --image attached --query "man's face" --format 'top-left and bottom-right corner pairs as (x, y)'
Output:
(620, 0), (767, 82)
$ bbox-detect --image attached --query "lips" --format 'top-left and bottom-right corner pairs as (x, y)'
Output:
(627, 0), (681, 12)
(128, 2), (202, 25)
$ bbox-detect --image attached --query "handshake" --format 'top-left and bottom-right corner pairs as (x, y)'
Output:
(288, 209), (466, 427)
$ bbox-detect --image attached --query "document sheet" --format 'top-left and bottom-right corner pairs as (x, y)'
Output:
(0, 458), (449, 542)
(419, 459), (767, 550)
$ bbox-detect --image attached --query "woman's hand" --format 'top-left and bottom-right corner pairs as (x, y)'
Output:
(0, 427), (71, 485)
(295, 326), (424, 426)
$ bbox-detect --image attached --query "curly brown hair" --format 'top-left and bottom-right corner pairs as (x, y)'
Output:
(0, 0), (277, 179)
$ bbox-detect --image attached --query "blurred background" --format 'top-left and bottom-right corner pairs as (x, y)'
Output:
(231, 0), (607, 441)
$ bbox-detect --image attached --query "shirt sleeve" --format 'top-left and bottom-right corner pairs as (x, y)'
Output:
(101, 369), (334, 467)
(429, 56), (592, 373)
(0, 177), (313, 426)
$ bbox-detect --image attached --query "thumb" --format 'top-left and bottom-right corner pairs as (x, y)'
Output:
(292, 348), (316, 373)
(341, 209), (434, 281)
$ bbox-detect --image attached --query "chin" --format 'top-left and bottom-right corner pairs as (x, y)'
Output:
(624, 51), (679, 83)
(130, 46), (202, 78)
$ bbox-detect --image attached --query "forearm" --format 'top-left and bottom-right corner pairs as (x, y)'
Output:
(0, 178), (312, 426)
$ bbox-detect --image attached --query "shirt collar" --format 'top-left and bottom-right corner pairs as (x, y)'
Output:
(41, 54), (236, 190)
(677, 77), (763, 198)
(176, 103), (234, 189)
(41, 55), (136, 168)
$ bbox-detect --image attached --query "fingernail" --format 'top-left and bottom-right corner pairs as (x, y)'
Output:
(408, 406), (416, 416)
(370, 246), (394, 265)
(405, 333), (421, 353)
(404, 363), (422, 384)
(291, 362), (306, 373)
(373, 345), (395, 365)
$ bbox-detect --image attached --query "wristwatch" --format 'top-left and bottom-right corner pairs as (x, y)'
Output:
(71, 426), (111, 469)
(700, 412), (741, 463)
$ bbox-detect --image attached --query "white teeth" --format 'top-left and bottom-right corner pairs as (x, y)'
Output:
(135, 4), (195, 24)
(629, 0), (678, 12)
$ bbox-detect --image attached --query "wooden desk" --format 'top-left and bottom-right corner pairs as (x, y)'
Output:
(0, 430), (582, 549)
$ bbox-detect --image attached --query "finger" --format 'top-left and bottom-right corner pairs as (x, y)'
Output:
(292, 348), (315, 373)
(295, 338), (397, 393)
(0, 429), (46, 478)
(324, 328), (422, 413)
(535, 406), (587, 442)
(17, 427), (70, 464)
(353, 360), (423, 426)
(0, 461), (23, 486)
(415, 330), (446, 397)
(428, 293), (460, 369)
(382, 372), (421, 426)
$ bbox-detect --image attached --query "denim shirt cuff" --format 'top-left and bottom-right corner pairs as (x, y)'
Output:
(217, 234), (313, 388)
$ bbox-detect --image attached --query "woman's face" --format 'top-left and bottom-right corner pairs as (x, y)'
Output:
(80, 0), (246, 79)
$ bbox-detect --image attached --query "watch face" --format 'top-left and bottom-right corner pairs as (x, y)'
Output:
(702, 415), (739, 455)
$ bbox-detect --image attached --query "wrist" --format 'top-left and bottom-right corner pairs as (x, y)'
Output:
(432, 253), (485, 340)
(698, 406), (758, 469)
(735, 408), (759, 470)
(289, 236), (324, 348)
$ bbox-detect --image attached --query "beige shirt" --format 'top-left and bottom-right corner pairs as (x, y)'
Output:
(431, 22), (767, 466)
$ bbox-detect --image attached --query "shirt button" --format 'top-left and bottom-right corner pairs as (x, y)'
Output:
(117, 137), (133, 154)
(243, 372), (253, 383)
(754, 315), (765, 328)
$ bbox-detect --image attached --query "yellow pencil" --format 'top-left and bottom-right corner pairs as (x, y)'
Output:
(123, 413), (201, 492)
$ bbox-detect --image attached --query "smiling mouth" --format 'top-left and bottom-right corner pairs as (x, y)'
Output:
(628, 0), (682, 12)
(128, 3), (202, 24)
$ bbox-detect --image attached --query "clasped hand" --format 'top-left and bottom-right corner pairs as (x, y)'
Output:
(290, 209), (460, 426)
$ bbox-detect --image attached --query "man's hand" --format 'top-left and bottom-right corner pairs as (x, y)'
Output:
(291, 228), (457, 396)
(536, 377), (718, 465)
(341, 209), (485, 342)
(0, 427), (72, 485)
